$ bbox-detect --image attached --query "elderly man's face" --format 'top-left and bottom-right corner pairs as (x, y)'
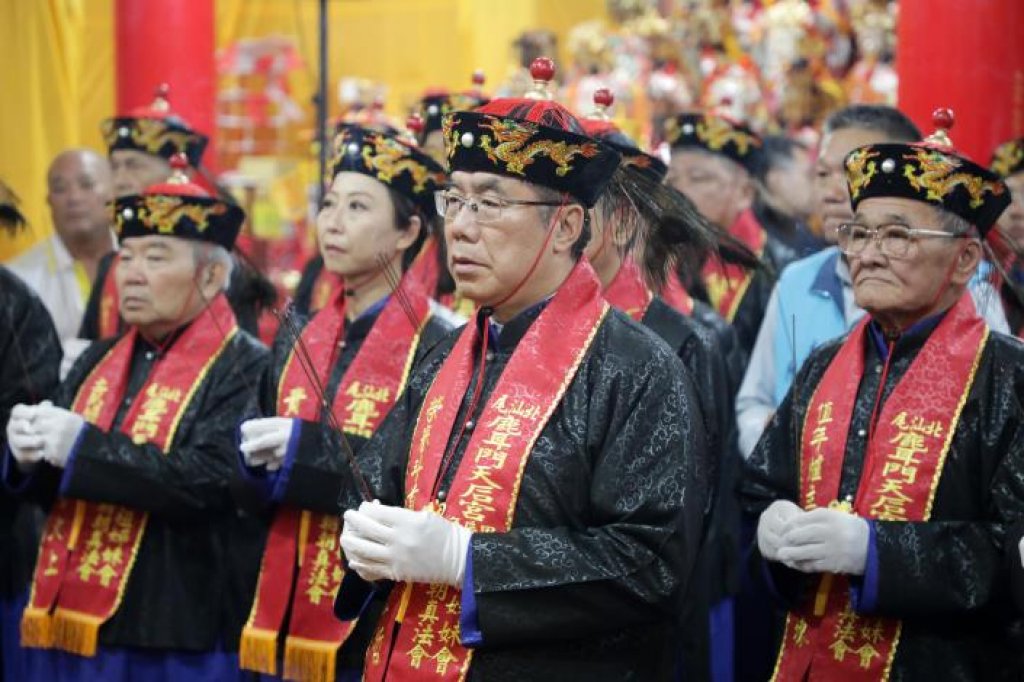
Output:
(668, 150), (753, 229)
(115, 235), (218, 339)
(849, 197), (978, 323)
(110, 150), (173, 198)
(47, 150), (113, 244)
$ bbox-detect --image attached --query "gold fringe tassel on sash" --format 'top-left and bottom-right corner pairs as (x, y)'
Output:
(239, 626), (279, 675)
(284, 636), (340, 682)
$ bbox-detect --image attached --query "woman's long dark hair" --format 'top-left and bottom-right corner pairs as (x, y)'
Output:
(389, 187), (435, 274)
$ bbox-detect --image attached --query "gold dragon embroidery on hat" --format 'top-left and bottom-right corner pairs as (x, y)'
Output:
(663, 116), (682, 145)
(130, 195), (227, 235)
(102, 118), (196, 158)
(478, 118), (599, 177)
(845, 148), (880, 200)
(363, 134), (434, 193)
(902, 148), (1006, 209)
(696, 116), (759, 157)
(991, 139), (1024, 179)
(442, 115), (462, 162)
(625, 153), (652, 170)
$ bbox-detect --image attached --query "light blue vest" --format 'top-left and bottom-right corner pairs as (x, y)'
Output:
(770, 246), (851, 404)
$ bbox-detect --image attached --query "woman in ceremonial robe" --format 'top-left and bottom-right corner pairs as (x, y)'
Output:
(235, 122), (455, 682)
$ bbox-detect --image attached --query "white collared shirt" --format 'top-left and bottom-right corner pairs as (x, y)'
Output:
(6, 234), (91, 342)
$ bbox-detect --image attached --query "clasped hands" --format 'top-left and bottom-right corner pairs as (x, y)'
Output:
(5, 401), (84, 469)
(757, 499), (870, 576)
(340, 501), (472, 588)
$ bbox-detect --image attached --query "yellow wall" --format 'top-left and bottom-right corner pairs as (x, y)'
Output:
(0, 0), (114, 259)
(0, 0), (604, 259)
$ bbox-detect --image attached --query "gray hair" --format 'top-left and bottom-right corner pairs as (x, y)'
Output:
(822, 105), (921, 142)
(192, 242), (234, 291)
(937, 208), (974, 237)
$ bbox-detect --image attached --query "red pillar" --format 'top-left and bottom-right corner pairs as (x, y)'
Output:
(897, 0), (1024, 163)
(114, 0), (217, 170)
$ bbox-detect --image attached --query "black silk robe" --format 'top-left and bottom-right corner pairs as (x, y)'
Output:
(643, 297), (741, 681)
(689, 298), (745, 399)
(8, 322), (267, 652)
(336, 304), (711, 681)
(740, 318), (1024, 681)
(0, 267), (61, 599)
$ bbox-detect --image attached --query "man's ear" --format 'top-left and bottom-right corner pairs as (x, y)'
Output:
(951, 238), (983, 286)
(201, 259), (228, 295)
(550, 204), (585, 255)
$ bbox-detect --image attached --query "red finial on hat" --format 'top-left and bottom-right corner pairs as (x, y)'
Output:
(406, 113), (424, 135)
(144, 152), (207, 197)
(169, 152), (189, 173)
(933, 107), (954, 131)
(924, 107), (955, 148)
(152, 83), (171, 112)
(589, 88), (614, 121)
(525, 57), (556, 101)
(471, 70), (486, 87)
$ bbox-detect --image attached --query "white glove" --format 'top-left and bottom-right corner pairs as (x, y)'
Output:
(777, 507), (870, 575)
(340, 501), (472, 587)
(756, 499), (804, 562)
(6, 403), (45, 469)
(33, 402), (85, 469)
(239, 417), (295, 471)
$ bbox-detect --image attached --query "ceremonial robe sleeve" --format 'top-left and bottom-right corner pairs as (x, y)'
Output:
(0, 271), (62, 434)
(1007, 521), (1024, 614)
(0, 269), (63, 504)
(466, 351), (709, 646)
(59, 337), (268, 520)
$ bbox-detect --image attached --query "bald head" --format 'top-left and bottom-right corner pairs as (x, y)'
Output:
(47, 148), (113, 247)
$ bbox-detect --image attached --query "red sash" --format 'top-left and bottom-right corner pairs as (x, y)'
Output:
(240, 279), (431, 682)
(661, 271), (695, 316)
(700, 209), (765, 322)
(602, 258), (653, 321)
(97, 255), (121, 338)
(361, 260), (608, 682)
(22, 295), (238, 656)
(772, 293), (987, 681)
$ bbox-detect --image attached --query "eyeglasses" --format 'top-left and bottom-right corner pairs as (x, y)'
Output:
(434, 190), (564, 224)
(836, 222), (969, 259)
